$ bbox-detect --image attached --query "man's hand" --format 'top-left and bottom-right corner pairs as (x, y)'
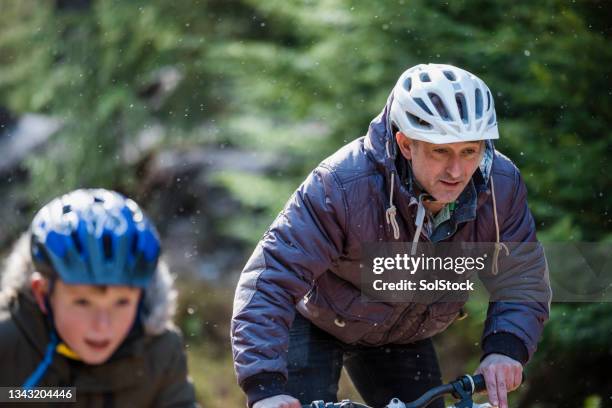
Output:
(252, 394), (301, 408)
(475, 353), (523, 408)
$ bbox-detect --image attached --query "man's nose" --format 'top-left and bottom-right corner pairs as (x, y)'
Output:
(446, 157), (462, 179)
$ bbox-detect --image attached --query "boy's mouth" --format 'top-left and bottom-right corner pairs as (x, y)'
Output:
(84, 339), (111, 350)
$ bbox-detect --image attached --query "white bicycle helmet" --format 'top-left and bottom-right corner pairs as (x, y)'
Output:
(390, 63), (499, 144)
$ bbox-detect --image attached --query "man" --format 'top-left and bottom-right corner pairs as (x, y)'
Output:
(231, 64), (551, 408)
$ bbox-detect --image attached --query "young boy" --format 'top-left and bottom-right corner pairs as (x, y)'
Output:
(0, 189), (198, 407)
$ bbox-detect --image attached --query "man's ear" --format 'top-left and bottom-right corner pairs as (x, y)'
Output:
(395, 131), (413, 160)
(30, 273), (49, 314)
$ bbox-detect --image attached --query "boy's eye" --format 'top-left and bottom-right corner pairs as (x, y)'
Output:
(433, 148), (447, 154)
(74, 298), (90, 307)
(115, 298), (133, 307)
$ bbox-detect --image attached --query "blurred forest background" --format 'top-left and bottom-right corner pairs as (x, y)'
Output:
(0, 1), (611, 407)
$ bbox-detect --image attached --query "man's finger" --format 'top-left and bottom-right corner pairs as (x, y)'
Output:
(496, 369), (508, 408)
(484, 368), (499, 407)
(512, 367), (523, 391)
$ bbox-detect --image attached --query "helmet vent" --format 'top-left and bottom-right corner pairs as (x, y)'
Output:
(428, 93), (452, 121)
(475, 88), (483, 119)
(102, 233), (113, 260)
(130, 233), (140, 257)
(488, 110), (496, 125)
(443, 70), (456, 81)
(406, 112), (432, 129)
(419, 72), (431, 82)
(62, 205), (72, 214)
(486, 91), (491, 111)
(414, 97), (433, 115)
(71, 231), (84, 254)
(455, 93), (468, 123)
(402, 77), (412, 92)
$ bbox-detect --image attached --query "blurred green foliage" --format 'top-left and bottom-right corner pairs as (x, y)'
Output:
(0, 0), (250, 204)
(2, 0), (610, 240)
(225, 0), (612, 241)
(1, 1), (611, 407)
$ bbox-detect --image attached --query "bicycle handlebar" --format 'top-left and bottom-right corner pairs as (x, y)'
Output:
(302, 374), (487, 408)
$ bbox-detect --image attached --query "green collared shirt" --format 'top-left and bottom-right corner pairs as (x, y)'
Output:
(432, 201), (456, 230)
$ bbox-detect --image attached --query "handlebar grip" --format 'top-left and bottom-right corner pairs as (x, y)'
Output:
(472, 371), (526, 393)
(472, 374), (487, 393)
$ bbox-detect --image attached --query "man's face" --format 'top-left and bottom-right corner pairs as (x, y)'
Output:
(47, 281), (141, 365)
(396, 132), (484, 204)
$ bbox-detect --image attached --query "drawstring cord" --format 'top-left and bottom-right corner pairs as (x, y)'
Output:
(384, 135), (425, 248)
(385, 136), (402, 240)
(411, 194), (427, 255)
(490, 175), (509, 275)
(385, 171), (400, 240)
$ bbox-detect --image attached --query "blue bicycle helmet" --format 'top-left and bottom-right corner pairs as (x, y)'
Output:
(30, 189), (160, 288)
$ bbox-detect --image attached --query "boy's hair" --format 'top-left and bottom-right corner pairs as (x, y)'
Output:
(1, 233), (177, 336)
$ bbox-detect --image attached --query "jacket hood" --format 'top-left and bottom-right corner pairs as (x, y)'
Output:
(0, 233), (177, 336)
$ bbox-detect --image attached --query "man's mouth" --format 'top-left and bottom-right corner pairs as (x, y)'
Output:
(439, 180), (461, 187)
(84, 339), (111, 350)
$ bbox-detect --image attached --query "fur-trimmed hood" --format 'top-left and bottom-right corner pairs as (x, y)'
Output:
(1, 233), (177, 336)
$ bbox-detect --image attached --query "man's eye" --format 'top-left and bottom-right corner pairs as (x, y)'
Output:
(74, 299), (90, 306)
(434, 149), (447, 154)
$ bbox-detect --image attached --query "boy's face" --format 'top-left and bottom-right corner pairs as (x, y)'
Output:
(396, 132), (484, 204)
(35, 279), (141, 365)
